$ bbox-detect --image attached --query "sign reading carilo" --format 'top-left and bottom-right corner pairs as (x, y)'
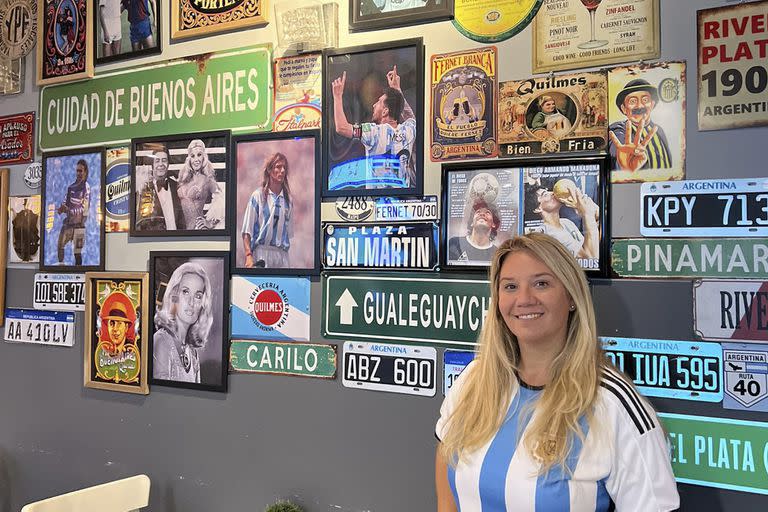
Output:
(39, 45), (272, 150)
(661, 412), (768, 495)
(230, 340), (337, 379)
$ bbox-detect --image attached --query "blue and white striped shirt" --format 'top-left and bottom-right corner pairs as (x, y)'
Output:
(241, 188), (291, 251)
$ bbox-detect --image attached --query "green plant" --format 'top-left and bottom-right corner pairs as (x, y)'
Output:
(265, 500), (304, 512)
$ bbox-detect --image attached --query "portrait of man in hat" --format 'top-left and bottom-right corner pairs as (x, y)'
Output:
(98, 292), (137, 355)
(608, 78), (672, 173)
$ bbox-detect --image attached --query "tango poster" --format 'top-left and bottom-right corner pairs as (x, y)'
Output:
(608, 62), (686, 184)
(430, 47), (498, 161)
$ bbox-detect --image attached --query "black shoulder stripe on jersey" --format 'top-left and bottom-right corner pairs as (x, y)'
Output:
(602, 368), (655, 431)
(600, 380), (647, 435)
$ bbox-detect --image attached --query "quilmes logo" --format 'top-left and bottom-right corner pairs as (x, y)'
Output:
(105, 163), (131, 217)
(248, 282), (289, 331)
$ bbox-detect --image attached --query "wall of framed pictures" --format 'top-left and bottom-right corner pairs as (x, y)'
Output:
(0, 0), (767, 510)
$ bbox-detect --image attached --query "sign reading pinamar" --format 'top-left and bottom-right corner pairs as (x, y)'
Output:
(39, 45), (272, 151)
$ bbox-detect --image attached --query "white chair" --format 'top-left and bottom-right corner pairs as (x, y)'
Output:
(20, 474), (150, 512)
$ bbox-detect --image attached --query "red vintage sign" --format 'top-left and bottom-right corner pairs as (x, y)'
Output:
(0, 112), (34, 165)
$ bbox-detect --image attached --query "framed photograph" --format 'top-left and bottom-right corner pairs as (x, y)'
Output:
(94, 0), (161, 65)
(349, 0), (453, 32)
(170, 0), (268, 41)
(232, 131), (321, 275)
(149, 251), (230, 392)
(130, 130), (231, 237)
(8, 194), (41, 265)
(84, 271), (150, 394)
(37, 0), (94, 85)
(322, 38), (424, 198)
(41, 148), (105, 272)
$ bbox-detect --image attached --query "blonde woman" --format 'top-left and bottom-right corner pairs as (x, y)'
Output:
(435, 233), (679, 511)
(177, 139), (222, 230)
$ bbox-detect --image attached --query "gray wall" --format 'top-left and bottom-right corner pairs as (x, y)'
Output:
(2, 0), (768, 510)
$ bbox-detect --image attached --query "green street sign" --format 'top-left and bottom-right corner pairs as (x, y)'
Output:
(230, 340), (337, 379)
(39, 45), (272, 151)
(612, 238), (768, 278)
(322, 273), (490, 348)
(660, 412), (768, 495)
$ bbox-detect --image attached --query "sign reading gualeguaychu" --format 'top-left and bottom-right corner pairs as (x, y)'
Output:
(39, 45), (272, 151)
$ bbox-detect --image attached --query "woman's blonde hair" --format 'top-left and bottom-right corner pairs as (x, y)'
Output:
(179, 139), (216, 185)
(154, 262), (214, 349)
(440, 232), (607, 471)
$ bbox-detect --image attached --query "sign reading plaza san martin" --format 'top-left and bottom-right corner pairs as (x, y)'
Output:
(39, 45), (272, 150)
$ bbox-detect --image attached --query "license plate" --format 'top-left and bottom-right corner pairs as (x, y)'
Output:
(33, 273), (86, 311)
(443, 350), (475, 396)
(342, 342), (436, 396)
(374, 196), (438, 222)
(4, 308), (75, 347)
(641, 178), (768, 237)
(601, 337), (723, 402)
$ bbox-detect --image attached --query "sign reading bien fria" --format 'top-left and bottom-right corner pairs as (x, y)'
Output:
(39, 45), (272, 151)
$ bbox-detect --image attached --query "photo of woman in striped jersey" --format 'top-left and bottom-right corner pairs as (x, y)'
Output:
(436, 233), (679, 511)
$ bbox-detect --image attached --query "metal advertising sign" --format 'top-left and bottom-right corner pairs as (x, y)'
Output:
(0, 111), (34, 165)
(38, 45), (272, 151)
(331, 196), (438, 223)
(693, 279), (768, 342)
(722, 342), (768, 412)
(430, 47), (498, 161)
(3, 308), (74, 346)
(453, 0), (542, 43)
(104, 146), (130, 233)
(601, 337), (722, 402)
(231, 276), (311, 342)
(230, 340), (337, 379)
(342, 341), (436, 397)
(612, 238), (768, 279)
(323, 222), (439, 271)
(661, 412), (768, 495)
(0, 0), (37, 59)
(23, 161), (40, 189)
(698, 1), (768, 131)
(532, 0), (660, 74)
(323, 273), (490, 347)
(273, 53), (322, 132)
(444, 350), (475, 396)
(498, 71), (608, 158)
(33, 273), (85, 311)
(641, 178), (768, 237)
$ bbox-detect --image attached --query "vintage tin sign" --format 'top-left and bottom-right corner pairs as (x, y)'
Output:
(498, 71), (608, 158)
(39, 45), (272, 151)
(104, 146), (130, 233)
(642, 179), (768, 237)
(273, 53), (322, 132)
(601, 336), (722, 402)
(230, 340), (337, 379)
(171, 0), (268, 40)
(343, 341), (436, 397)
(722, 342), (768, 412)
(0, 111), (34, 165)
(698, 1), (768, 131)
(8, 195), (40, 264)
(612, 238), (768, 279)
(37, 0), (93, 85)
(23, 162), (41, 188)
(430, 47), (498, 161)
(323, 273), (490, 347)
(323, 222), (439, 271)
(453, 0), (542, 43)
(0, 0), (37, 59)
(693, 279), (768, 342)
(608, 62), (686, 184)
(33, 273), (85, 311)
(4, 308), (74, 346)
(331, 196), (438, 223)
(231, 275), (311, 342)
(661, 412), (768, 495)
(532, 0), (660, 74)
(443, 350), (475, 396)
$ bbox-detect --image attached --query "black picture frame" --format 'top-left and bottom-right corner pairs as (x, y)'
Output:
(93, 0), (162, 66)
(349, 0), (454, 32)
(231, 130), (322, 276)
(40, 147), (106, 273)
(441, 155), (610, 277)
(129, 130), (232, 237)
(322, 38), (424, 199)
(148, 250), (230, 392)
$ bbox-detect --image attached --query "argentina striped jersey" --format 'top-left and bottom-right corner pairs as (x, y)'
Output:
(609, 121), (672, 170)
(241, 188), (291, 251)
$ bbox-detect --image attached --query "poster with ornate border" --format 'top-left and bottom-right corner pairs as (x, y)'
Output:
(0, 0), (37, 59)
(697, 1), (768, 131)
(84, 271), (149, 394)
(532, 0), (660, 74)
(498, 71), (608, 158)
(273, 53), (322, 132)
(171, 0), (268, 40)
(0, 111), (34, 165)
(36, 0), (94, 86)
(453, 0), (541, 43)
(430, 46), (498, 161)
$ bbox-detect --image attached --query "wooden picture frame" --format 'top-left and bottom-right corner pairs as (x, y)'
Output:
(94, 0), (162, 65)
(149, 251), (230, 392)
(349, 0), (454, 32)
(84, 271), (150, 394)
(231, 130), (321, 276)
(170, 0), (269, 41)
(37, 0), (94, 85)
(0, 169), (9, 326)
